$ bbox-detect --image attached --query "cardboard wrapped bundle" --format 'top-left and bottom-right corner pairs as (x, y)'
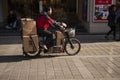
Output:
(21, 18), (39, 53)
(22, 35), (39, 53)
(55, 31), (64, 45)
(21, 18), (37, 36)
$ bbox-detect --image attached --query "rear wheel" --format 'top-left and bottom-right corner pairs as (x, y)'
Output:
(23, 42), (42, 57)
(23, 50), (40, 57)
(65, 38), (81, 55)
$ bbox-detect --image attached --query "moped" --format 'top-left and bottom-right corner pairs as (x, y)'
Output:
(23, 22), (81, 57)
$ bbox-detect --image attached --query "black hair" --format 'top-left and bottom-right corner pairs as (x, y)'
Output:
(109, 4), (116, 11)
(43, 6), (52, 12)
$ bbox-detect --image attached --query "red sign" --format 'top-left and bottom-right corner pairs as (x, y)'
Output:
(93, 0), (112, 22)
(95, 0), (112, 5)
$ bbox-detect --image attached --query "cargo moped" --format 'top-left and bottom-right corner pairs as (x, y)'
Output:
(23, 22), (81, 57)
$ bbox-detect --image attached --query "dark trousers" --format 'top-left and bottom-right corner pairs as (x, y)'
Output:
(106, 26), (116, 39)
(37, 28), (53, 45)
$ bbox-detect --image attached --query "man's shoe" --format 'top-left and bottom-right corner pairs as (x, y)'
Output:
(43, 45), (48, 50)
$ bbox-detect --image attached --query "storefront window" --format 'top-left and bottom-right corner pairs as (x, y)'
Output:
(8, 0), (39, 18)
(82, 0), (88, 21)
(93, 0), (112, 22)
(7, 0), (74, 20)
(116, 0), (120, 7)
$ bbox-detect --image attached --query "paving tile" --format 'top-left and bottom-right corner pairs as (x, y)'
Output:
(96, 58), (120, 78)
(66, 58), (83, 79)
(80, 58), (103, 78)
(37, 59), (46, 80)
(45, 59), (56, 80)
(88, 58), (112, 78)
(73, 58), (94, 79)
(29, 59), (38, 80)
(18, 60), (30, 80)
(8, 62), (22, 80)
(52, 58), (64, 79)
(59, 58), (73, 79)
(0, 62), (16, 80)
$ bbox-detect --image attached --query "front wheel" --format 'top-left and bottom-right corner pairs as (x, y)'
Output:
(65, 38), (81, 55)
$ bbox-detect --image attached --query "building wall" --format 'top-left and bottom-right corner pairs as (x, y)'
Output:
(76, 0), (82, 19)
(88, 0), (109, 33)
(0, 0), (8, 23)
(82, 0), (116, 33)
(0, 0), (3, 22)
(2, 0), (8, 22)
(0, 0), (117, 33)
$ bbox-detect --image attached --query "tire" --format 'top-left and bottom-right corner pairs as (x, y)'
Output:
(23, 50), (40, 57)
(65, 38), (81, 55)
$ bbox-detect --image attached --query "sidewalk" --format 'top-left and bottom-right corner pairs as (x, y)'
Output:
(0, 19), (120, 80)
(1, 11), (120, 79)
(0, 35), (120, 80)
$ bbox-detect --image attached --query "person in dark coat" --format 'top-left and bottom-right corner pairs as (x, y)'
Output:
(7, 10), (17, 29)
(105, 4), (117, 40)
(115, 4), (120, 41)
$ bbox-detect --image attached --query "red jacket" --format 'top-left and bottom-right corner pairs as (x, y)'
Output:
(36, 15), (54, 30)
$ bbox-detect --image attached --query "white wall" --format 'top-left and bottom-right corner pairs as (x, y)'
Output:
(83, 0), (116, 33)
(89, 23), (110, 33)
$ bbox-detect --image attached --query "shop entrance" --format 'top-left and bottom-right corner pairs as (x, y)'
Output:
(8, 0), (40, 18)
(8, 0), (78, 24)
(7, 0), (86, 34)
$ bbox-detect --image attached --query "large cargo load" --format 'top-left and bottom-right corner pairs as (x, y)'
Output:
(22, 35), (39, 53)
(21, 18), (39, 53)
(55, 31), (64, 45)
(21, 18), (37, 36)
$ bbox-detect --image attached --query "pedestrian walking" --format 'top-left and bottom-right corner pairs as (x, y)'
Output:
(105, 4), (117, 40)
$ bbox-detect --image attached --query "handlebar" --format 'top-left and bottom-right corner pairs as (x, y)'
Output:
(56, 22), (67, 31)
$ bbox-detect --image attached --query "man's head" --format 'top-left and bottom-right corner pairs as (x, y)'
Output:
(43, 6), (52, 15)
(109, 5), (116, 11)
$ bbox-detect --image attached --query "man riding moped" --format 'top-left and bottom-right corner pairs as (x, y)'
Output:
(36, 6), (63, 51)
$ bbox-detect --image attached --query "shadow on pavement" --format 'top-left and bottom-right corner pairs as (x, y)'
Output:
(0, 34), (117, 45)
(0, 55), (29, 63)
(0, 36), (22, 45)
(0, 27), (117, 44)
(76, 34), (116, 43)
(0, 54), (68, 63)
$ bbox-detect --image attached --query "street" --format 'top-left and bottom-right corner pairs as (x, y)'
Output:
(0, 36), (120, 80)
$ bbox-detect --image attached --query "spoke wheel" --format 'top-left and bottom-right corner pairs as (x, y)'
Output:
(65, 38), (81, 55)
